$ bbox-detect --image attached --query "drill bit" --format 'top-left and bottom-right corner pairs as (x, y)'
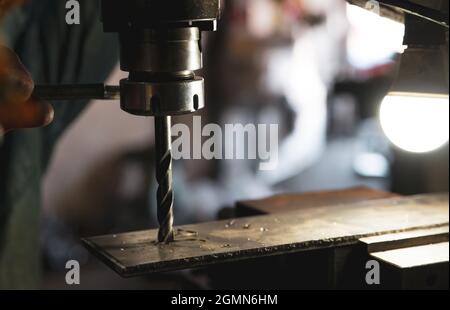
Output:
(154, 115), (174, 243)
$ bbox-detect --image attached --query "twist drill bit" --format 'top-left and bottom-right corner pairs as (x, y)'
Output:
(154, 116), (174, 243)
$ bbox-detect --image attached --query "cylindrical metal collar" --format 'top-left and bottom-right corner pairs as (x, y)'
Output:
(120, 27), (202, 73)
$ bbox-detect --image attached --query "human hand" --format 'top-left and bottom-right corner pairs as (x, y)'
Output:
(0, 46), (53, 134)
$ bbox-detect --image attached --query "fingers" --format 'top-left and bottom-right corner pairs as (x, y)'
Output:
(0, 46), (53, 133)
(0, 97), (54, 132)
(0, 46), (34, 104)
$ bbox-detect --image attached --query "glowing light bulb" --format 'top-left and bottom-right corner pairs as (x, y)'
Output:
(380, 93), (449, 153)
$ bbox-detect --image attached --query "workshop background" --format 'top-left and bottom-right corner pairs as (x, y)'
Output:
(15, 0), (447, 289)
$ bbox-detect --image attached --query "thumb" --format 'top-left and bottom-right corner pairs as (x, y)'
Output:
(0, 96), (54, 132)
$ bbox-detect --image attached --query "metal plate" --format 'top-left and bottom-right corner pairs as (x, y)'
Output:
(82, 194), (449, 277)
(237, 187), (399, 216)
(371, 242), (449, 268)
(360, 226), (449, 253)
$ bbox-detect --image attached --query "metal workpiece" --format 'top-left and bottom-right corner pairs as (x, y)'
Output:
(361, 226), (449, 289)
(83, 194), (449, 277)
(360, 226), (449, 253)
(120, 77), (204, 116)
(33, 84), (120, 101)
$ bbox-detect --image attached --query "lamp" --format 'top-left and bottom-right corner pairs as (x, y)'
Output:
(379, 15), (449, 153)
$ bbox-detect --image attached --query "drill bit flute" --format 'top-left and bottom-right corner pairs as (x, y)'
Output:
(154, 116), (174, 242)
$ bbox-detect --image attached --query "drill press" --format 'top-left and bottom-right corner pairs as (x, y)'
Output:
(34, 0), (220, 243)
(100, 0), (220, 243)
